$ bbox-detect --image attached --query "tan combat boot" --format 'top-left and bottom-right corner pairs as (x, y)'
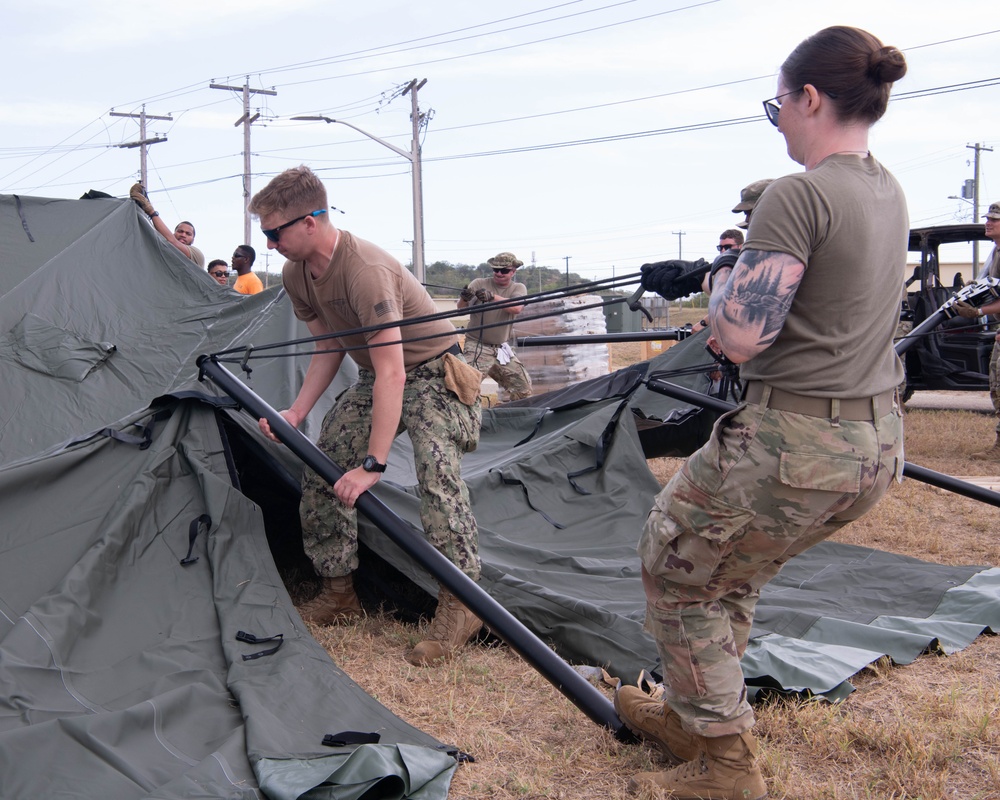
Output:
(407, 588), (482, 666)
(971, 432), (1000, 461)
(296, 575), (362, 625)
(628, 730), (767, 800)
(613, 685), (699, 764)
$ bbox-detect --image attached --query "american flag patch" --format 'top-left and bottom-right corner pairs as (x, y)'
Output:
(374, 300), (395, 318)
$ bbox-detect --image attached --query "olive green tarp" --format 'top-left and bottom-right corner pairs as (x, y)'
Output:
(2, 193), (999, 798)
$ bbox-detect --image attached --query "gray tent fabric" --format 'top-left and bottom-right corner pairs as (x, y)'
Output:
(0, 194), (355, 468)
(0, 398), (457, 799)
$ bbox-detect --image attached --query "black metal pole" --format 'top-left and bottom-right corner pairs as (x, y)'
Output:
(644, 376), (1000, 509)
(517, 330), (691, 347)
(197, 356), (629, 739)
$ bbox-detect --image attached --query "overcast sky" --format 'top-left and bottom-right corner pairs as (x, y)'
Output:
(3, 0), (997, 284)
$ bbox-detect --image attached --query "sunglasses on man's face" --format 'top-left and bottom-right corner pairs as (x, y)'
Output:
(211, 271), (227, 278)
(492, 267), (514, 275)
(717, 244), (737, 252)
(261, 209), (327, 243)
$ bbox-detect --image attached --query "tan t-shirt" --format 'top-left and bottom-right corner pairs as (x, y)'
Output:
(466, 277), (527, 345)
(742, 154), (908, 396)
(282, 230), (457, 372)
(188, 245), (206, 270)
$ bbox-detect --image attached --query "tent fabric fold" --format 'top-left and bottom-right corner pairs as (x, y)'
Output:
(0, 399), (455, 799)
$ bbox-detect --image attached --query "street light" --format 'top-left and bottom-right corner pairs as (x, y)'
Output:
(292, 114), (426, 282)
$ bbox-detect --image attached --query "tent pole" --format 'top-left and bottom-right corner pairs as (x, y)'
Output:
(197, 356), (631, 740)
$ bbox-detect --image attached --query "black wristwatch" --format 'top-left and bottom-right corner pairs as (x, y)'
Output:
(362, 455), (387, 473)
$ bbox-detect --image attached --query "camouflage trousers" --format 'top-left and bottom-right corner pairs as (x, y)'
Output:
(463, 337), (532, 400)
(989, 338), (1000, 432)
(638, 385), (904, 737)
(300, 354), (483, 581)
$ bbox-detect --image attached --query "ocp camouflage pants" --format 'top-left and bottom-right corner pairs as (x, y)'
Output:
(300, 354), (482, 581)
(638, 386), (904, 737)
(463, 337), (532, 401)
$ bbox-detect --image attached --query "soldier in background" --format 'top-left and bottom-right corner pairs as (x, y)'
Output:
(458, 251), (532, 401)
(732, 179), (774, 230)
(207, 259), (229, 285)
(129, 183), (205, 269)
(954, 201), (1000, 458)
(231, 245), (264, 295)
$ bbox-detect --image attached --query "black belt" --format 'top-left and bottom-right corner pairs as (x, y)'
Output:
(744, 382), (896, 421)
(411, 342), (461, 370)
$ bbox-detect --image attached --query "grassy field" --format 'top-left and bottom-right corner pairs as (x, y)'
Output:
(309, 342), (1000, 800)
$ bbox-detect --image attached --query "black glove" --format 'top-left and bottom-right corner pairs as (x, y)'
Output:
(640, 258), (710, 300)
(475, 288), (494, 303)
(707, 251), (739, 293)
(460, 285), (475, 302)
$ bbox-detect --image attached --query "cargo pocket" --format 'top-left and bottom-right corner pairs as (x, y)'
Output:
(639, 472), (755, 586)
(778, 451), (862, 493)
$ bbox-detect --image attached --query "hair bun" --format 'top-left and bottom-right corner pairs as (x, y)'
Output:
(870, 46), (907, 84)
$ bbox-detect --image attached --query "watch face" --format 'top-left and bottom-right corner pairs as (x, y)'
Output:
(362, 455), (385, 473)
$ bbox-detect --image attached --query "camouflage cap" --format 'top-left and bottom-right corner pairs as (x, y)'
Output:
(732, 179), (774, 213)
(487, 251), (523, 268)
(984, 202), (1000, 221)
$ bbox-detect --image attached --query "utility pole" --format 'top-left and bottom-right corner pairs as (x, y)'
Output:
(292, 78), (430, 282)
(672, 230), (686, 259)
(111, 105), (172, 187)
(563, 256), (572, 287)
(968, 143), (993, 274)
(211, 79), (277, 244)
(402, 78), (428, 283)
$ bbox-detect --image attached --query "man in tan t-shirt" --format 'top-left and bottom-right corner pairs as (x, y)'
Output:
(248, 166), (483, 668)
(128, 184), (205, 269)
(458, 251), (532, 401)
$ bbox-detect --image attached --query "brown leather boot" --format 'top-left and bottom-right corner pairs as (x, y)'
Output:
(296, 575), (362, 625)
(628, 731), (767, 799)
(407, 588), (482, 666)
(614, 685), (699, 764)
(971, 432), (1000, 460)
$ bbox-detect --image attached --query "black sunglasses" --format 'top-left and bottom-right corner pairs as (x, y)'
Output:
(210, 271), (227, 278)
(261, 209), (327, 243)
(717, 244), (737, 253)
(492, 267), (514, 275)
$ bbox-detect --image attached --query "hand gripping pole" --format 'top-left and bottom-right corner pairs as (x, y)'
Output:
(197, 355), (631, 739)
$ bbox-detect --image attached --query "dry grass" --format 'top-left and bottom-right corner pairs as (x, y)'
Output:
(306, 344), (1000, 800)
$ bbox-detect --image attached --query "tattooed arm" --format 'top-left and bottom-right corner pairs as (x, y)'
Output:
(707, 249), (805, 364)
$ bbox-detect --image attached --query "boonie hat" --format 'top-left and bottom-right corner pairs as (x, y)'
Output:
(984, 202), (1000, 221)
(732, 179), (773, 213)
(488, 251), (523, 268)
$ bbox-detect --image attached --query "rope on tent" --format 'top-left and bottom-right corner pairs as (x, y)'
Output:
(207, 271), (645, 373)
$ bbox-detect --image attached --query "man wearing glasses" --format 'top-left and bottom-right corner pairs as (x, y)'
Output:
(248, 166), (484, 667)
(457, 252), (533, 402)
(231, 245), (264, 295)
(717, 229), (743, 255)
(207, 260), (229, 286)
